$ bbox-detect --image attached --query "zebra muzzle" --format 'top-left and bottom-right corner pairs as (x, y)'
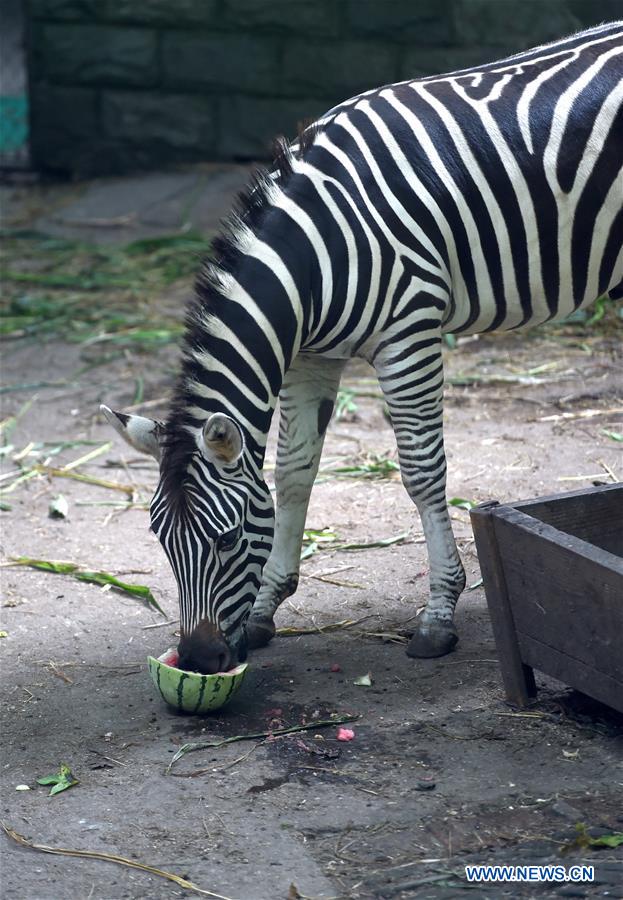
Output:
(177, 619), (234, 675)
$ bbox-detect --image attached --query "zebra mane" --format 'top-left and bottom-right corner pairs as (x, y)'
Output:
(196, 120), (320, 304)
(160, 122), (322, 510)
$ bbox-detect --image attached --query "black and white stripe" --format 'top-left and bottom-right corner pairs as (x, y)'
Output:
(144, 22), (622, 668)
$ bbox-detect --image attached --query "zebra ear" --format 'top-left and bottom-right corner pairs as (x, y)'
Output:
(201, 413), (244, 465)
(100, 405), (163, 461)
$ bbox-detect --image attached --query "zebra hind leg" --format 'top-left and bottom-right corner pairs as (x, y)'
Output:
(246, 355), (346, 649)
(376, 343), (466, 658)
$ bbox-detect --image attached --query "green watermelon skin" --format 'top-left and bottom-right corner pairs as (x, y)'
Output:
(147, 654), (247, 713)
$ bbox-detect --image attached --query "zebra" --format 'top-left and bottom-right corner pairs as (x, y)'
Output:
(102, 22), (623, 675)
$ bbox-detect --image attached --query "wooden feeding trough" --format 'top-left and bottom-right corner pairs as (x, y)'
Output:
(470, 483), (623, 713)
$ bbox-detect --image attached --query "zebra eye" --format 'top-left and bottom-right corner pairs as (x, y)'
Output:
(217, 526), (241, 552)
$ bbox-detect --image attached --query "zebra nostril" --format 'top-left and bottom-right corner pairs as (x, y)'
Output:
(178, 619), (233, 674)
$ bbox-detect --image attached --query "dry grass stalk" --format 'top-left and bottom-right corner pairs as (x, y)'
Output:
(538, 407), (623, 422)
(34, 465), (138, 494)
(276, 615), (373, 637)
(1, 822), (236, 899)
(168, 714), (360, 769)
(61, 442), (112, 472)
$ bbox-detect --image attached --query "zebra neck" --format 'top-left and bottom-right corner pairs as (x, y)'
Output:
(177, 234), (312, 464)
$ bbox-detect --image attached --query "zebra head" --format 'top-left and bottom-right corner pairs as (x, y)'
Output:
(100, 405), (274, 674)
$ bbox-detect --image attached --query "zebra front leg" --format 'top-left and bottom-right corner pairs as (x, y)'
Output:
(376, 343), (466, 658)
(247, 355), (346, 649)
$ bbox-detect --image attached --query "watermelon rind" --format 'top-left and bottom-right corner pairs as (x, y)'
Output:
(147, 648), (248, 713)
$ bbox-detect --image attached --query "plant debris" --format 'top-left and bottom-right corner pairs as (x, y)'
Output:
(449, 497), (476, 511)
(562, 823), (623, 853)
(1, 822), (235, 899)
(167, 714), (360, 771)
(276, 616), (370, 637)
(48, 495), (69, 519)
(320, 453), (400, 481)
(334, 388), (359, 421)
(300, 526), (411, 560)
(300, 527), (338, 560)
(36, 763), (78, 796)
(6, 557), (165, 615)
(0, 231), (203, 354)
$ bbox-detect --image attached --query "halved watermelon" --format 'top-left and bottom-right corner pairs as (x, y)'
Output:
(147, 647), (247, 713)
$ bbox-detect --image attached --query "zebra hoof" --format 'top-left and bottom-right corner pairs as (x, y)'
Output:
(406, 621), (458, 658)
(246, 618), (276, 650)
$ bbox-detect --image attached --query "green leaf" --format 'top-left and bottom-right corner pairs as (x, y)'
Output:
(585, 296), (607, 326)
(601, 429), (623, 442)
(303, 527), (337, 544)
(327, 457), (400, 480)
(9, 557), (165, 615)
(449, 497), (476, 511)
(590, 833), (623, 848)
(335, 388), (359, 421)
(570, 824), (623, 850)
(74, 570), (164, 613)
(353, 673), (373, 686)
(37, 763), (78, 796)
(49, 781), (73, 796)
(300, 527), (338, 561)
(12, 557), (79, 575)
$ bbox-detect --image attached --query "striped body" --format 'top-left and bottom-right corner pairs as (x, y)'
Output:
(104, 23), (623, 672)
(284, 21), (623, 357)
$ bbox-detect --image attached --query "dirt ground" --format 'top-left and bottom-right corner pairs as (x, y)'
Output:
(1, 171), (622, 900)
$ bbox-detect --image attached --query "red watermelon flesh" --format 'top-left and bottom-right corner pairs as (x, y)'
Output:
(157, 647), (242, 675)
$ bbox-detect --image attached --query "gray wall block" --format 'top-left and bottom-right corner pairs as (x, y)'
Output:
(26, 0), (617, 175)
(163, 32), (280, 94)
(102, 91), (218, 152)
(32, 23), (158, 86)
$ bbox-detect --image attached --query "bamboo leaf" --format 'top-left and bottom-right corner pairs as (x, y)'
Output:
(7, 557), (165, 615)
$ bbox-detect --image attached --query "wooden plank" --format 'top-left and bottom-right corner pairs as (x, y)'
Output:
(511, 482), (621, 511)
(513, 483), (623, 556)
(518, 633), (623, 714)
(470, 501), (537, 707)
(491, 508), (623, 679)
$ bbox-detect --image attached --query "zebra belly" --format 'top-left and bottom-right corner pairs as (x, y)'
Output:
(441, 189), (623, 337)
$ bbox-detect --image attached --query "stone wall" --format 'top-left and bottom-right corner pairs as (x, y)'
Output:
(27, 0), (622, 175)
